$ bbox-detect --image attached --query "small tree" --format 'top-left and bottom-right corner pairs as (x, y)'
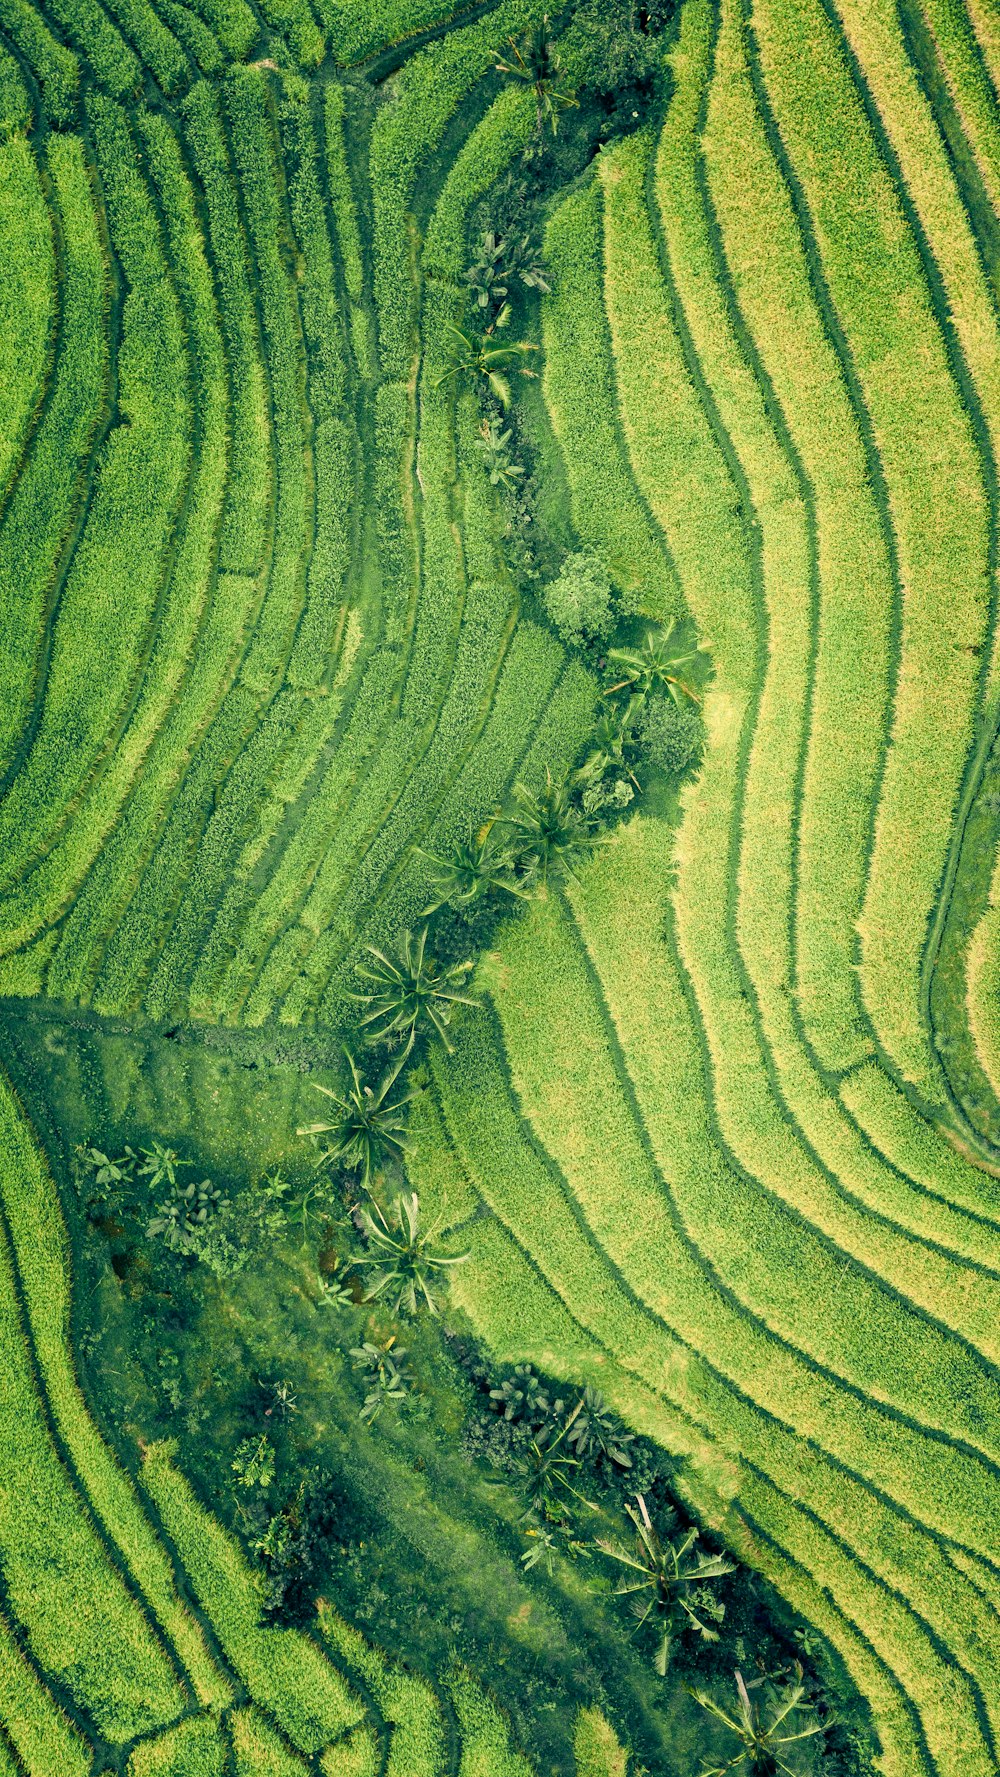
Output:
(634, 695), (704, 777)
(689, 1671), (829, 1776)
(543, 552), (615, 646)
(353, 928), (478, 1052)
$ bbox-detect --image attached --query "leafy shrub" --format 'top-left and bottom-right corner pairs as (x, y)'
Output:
(543, 552), (614, 645)
(634, 696), (704, 777)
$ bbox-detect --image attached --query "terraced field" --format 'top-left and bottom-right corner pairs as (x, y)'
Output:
(0, 0), (999, 1771)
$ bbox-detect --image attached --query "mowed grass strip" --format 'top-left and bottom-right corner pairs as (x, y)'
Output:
(0, 1605), (91, 1777)
(0, 1069), (230, 1708)
(0, 132), (107, 789)
(0, 135), (53, 511)
(140, 1446), (366, 1754)
(702, 0), (1000, 1280)
(751, 0), (990, 1099)
(0, 94), (190, 918)
(542, 178), (679, 618)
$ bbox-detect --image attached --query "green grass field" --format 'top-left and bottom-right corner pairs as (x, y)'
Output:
(0, 0), (997, 1771)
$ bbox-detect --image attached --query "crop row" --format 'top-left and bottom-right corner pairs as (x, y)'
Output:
(229, 1705), (310, 1776)
(0, 137), (53, 517)
(600, 121), (1000, 1436)
(140, 1444), (366, 1755)
(321, 1607), (445, 1777)
(752, 0), (990, 1101)
(324, 84), (374, 379)
(44, 0), (142, 97)
(0, 39), (31, 133)
(0, 1604), (91, 1777)
(34, 102), (230, 1008)
(0, 0), (78, 122)
(0, 93), (190, 928)
(44, 102), (232, 1007)
(673, 0), (890, 1078)
(448, 1668), (533, 1777)
(128, 1716), (227, 1776)
(422, 83), (536, 282)
(429, 1037), (943, 1773)
(0, 1067), (230, 1707)
(697, 5), (1000, 1283)
(0, 133), (107, 791)
(435, 980), (998, 1772)
(104, 0), (191, 94)
(141, 66), (316, 1019)
(0, 1192), (183, 1740)
(185, 0), (256, 60)
(368, 0), (537, 378)
(542, 178), (678, 620)
(573, 1707), (627, 1777)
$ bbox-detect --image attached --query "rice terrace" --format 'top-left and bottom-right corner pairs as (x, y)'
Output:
(4, 0), (1000, 1770)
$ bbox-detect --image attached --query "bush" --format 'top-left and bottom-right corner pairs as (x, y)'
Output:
(543, 552), (614, 645)
(634, 696), (703, 777)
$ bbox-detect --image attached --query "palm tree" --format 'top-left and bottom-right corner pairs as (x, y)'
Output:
(502, 770), (599, 887)
(354, 927), (478, 1052)
(605, 619), (703, 707)
(298, 1042), (413, 1187)
(418, 819), (526, 915)
(435, 306), (537, 407)
(496, 16), (577, 133)
(595, 1494), (735, 1674)
(360, 1191), (469, 1315)
(689, 1671), (828, 1776)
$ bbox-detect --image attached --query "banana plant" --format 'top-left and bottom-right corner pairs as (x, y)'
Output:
(435, 305), (537, 407)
